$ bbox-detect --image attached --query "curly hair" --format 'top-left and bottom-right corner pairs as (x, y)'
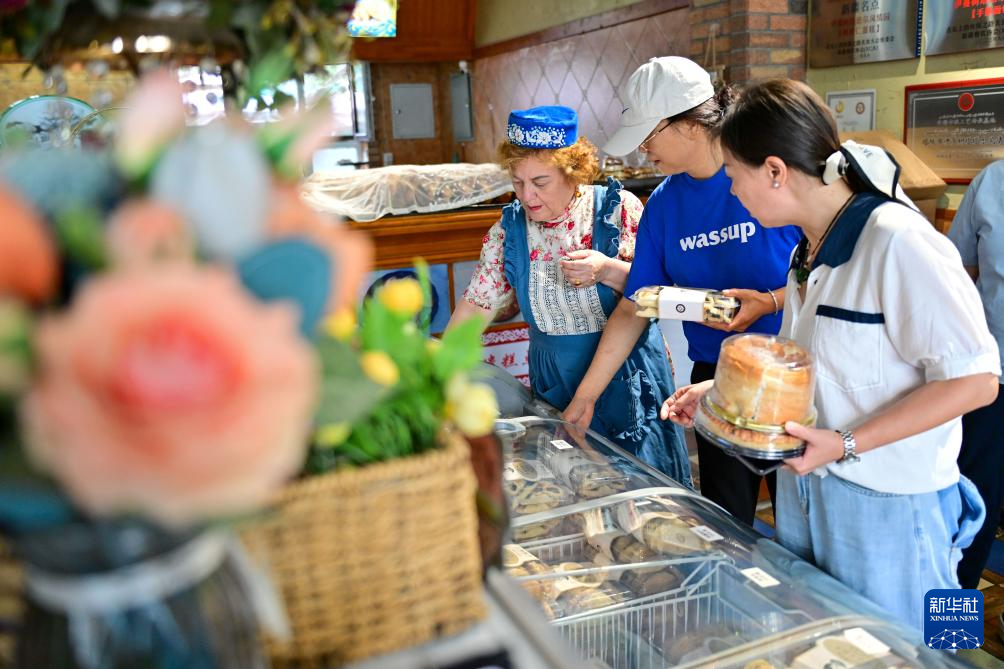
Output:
(495, 137), (600, 186)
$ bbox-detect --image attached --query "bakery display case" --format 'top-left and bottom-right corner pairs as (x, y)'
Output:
(490, 389), (974, 669)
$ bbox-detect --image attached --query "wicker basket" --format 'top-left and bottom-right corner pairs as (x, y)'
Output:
(0, 539), (21, 668)
(240, 431), (486, 668)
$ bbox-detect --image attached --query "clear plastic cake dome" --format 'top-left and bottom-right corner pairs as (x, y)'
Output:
(696, 333), (816, 462)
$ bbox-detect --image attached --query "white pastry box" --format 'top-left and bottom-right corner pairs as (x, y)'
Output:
(632, 286), (740, 324)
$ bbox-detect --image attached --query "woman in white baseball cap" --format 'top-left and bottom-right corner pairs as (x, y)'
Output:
(564, 57), (801, 526)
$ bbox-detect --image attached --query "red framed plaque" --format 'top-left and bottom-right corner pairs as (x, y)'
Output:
(904, 77), (1004, 184)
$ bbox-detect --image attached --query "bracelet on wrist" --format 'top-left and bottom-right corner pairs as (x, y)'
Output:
(766, 289), (780, 315)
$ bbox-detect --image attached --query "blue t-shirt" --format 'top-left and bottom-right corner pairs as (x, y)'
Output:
(625, 168), (801, 364)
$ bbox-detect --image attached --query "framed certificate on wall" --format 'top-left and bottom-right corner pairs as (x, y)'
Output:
(925, 2), (1004, 56)
(826, 89), (876, 132)
(810, 0), (921, 67)
(904, 78), (1004, 183)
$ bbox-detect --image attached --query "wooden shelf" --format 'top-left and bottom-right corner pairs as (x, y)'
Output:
(347, 207), (501, 269)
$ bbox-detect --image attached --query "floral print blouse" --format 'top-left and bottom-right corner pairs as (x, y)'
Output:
(463, 186), (644, 313)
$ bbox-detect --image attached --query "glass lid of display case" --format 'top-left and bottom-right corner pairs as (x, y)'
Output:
(497, 415), (973, 669)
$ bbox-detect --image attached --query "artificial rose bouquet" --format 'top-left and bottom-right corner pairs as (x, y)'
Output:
(0, 70), (372, 668)
(0, 69), (374, 528)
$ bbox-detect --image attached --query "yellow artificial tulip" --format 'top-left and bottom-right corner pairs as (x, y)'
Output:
(321, 308), (356, 341)
(446, 379), (499, 437)
(378, 278), (423, 317)
(360, 350), (400, 386)
(315, 422), (352, 448)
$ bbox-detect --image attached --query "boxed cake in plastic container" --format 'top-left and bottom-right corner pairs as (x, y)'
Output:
(632, 286), (740, 324)
(695, 334), (816, 463)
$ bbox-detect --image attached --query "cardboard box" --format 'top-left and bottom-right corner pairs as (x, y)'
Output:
(841, 130), (947, 201)
(841, 130), (947, 227)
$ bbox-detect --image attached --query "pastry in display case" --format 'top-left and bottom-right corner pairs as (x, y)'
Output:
(486, 384), (974, 669)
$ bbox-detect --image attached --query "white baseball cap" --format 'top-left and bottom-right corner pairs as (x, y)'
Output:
(603, 56), (715, 157)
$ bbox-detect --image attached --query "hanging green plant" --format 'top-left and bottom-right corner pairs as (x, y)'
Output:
(0, 0), (356, 103)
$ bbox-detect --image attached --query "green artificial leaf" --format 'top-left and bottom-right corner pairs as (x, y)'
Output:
(314, 336), (387, 426)
(414, 258), (432, 336)
(206, 0), (234, 28)
(358, 296), (410, 355)
(245, 48), (294, 103)
(432, 315), (486, 382)
(256, 116), (298, 170)
(54, 205), (106, 270)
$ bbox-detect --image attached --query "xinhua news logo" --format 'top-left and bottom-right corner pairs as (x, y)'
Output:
(924, 589), (984, 650)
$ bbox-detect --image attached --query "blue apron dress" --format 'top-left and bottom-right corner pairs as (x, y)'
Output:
(501, 180), (691, 486)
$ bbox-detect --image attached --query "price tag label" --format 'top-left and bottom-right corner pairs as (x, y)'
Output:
(502, 543), (539, 567)
(844, 627), (891, 656)
(550, 439), (573, 450)
(690, 525), (724, 542)
(741, 567), (780, 588)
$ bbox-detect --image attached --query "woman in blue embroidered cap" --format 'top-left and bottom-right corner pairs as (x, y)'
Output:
(446, 105), (690, 484)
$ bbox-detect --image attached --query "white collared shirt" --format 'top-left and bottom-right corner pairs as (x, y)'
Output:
(781, 195), (1001, 494)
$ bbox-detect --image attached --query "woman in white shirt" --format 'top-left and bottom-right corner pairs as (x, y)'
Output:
(663, 79), (1000, 633)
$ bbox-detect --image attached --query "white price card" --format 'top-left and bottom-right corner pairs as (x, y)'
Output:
(690, 525), (724, 542)
(550, 439), (573, 450)
(844, 627), (891, 656)
(502, 543), (539, 567)
(741, 567), (780, 588)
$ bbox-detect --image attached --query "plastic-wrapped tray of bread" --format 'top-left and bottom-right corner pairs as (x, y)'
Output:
(504, 497), (722, 618)
(695, 333), (816, 461)
(502, 543), (634, 619)
(498, 417), (678, 505)
(505, 459), (575, 541)
(632, 285), (741, 324)
(301, 162), (514, 222)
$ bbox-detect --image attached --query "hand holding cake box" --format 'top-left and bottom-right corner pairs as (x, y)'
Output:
(632, 285), (740, 324)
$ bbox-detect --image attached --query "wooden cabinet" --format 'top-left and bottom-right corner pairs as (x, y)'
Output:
(352, 0), (476, 62)
(347, 207), (497, 270)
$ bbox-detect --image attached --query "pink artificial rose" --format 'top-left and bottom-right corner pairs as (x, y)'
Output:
(105, 199), (194, 267)
(0, 185), (58, 304)
(23, 266), (319, 526)
(115, 69), (187, 180)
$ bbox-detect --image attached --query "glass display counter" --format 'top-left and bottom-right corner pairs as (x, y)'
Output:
(485, 371), (974, 669)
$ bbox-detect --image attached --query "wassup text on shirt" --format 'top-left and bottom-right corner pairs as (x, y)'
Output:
(679, 221), (757, 251)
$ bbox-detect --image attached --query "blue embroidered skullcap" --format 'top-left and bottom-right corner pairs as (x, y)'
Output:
(507, 106), (578, 149)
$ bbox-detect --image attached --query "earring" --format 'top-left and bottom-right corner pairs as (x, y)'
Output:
(772, 181), (780, 189)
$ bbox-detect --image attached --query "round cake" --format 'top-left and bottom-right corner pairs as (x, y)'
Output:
(697, 334), (815, 452)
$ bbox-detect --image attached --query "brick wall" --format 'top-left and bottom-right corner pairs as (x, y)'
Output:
(690, 0), (807, 85)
